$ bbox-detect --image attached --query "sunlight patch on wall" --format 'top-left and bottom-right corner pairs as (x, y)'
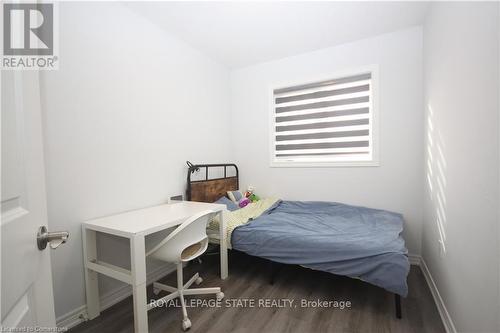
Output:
(425, 104), (448, 255)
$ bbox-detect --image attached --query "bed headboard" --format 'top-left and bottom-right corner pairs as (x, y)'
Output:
(186, 162), (239, 203)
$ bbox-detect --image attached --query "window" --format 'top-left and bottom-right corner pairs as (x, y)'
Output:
(270, 67), (378, 167)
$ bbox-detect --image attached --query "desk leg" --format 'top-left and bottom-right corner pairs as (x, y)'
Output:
(131, 234), (148, 333)
(82, 227), (100, 319)
(219, 210), (228, 279)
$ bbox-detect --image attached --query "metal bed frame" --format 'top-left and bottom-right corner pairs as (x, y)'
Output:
(186, 161), (239, 202)
(185, 161), (402, 319)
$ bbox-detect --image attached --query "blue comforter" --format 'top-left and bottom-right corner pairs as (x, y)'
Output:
(231, 201), (410, 297)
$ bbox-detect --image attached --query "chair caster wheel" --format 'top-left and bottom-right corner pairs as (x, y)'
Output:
(153, 287), (161, 295)
(182, 318), (191, 331)
(195, 277), (203, 285)
(216, 292), (224, 301)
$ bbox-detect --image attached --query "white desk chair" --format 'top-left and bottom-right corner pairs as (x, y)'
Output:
(146, 210), (224, 331)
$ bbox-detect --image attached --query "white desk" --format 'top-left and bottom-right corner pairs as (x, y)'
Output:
(82, 201), (227, 333)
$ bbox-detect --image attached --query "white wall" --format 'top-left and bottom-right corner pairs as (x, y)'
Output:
(422, 2), (499, 332)
(230, 27), (424, 254)
(40, 2), (231, 319)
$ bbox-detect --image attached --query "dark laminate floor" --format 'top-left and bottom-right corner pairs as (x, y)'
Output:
(70, 251), (445, 333)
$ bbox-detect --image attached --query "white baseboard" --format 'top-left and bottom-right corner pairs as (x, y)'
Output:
(56, 263), (176, 329)
(410, 254), (457, 333)
(56, 305), (86, 330)
(408, 253), (421, 266)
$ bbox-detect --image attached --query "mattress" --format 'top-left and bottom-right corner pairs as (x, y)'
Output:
(230, 200), (410, 297)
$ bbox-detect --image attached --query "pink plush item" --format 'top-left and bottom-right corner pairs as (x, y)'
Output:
(238, 198), (251, 208)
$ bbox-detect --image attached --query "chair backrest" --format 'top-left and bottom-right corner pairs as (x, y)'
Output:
(146, 210), (217, 263)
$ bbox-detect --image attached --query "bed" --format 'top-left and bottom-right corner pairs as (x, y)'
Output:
(186, 162), (410, 318)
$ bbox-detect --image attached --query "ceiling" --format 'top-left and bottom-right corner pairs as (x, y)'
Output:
(127, 1), (429, 69)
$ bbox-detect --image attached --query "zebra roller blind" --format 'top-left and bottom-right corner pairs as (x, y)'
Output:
(272, 71), (374, 165)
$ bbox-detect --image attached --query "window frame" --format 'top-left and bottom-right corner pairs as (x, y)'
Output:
(268, 65), (380, 168)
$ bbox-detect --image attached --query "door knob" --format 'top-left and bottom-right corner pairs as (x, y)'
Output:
(37, 226), (69, 250)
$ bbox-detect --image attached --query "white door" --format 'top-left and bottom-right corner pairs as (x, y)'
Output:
(1, 70), (57, 329)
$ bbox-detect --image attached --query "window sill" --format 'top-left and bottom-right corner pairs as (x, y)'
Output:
(270, 160), (380, 168)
